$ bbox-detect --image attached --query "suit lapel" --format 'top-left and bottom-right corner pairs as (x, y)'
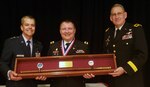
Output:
(67, 40), (76, 55)
(58, 41), (63, 55)
(18, 35), (29, 57)
(32, 40), (36, 57)
(109, 28), (115, 43)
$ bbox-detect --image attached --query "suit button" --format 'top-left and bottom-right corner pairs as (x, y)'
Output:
(113, 50), (116, 53)
(126, 43), (129, 45)
(113, 45), (115, 47)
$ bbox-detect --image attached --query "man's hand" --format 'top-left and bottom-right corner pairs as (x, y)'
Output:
(83, 73), (95, 79)
(108, 67), (126, 77)
(9, 71), (22, 81)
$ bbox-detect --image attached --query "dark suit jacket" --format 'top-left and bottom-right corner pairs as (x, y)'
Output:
(0, 35), (42, 87)
(48, 39), (89, 56)
(103, 22), (148, 87)
(48, 39), (89, 87)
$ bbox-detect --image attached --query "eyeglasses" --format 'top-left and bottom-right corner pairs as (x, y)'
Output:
(111, 12), (124, 17)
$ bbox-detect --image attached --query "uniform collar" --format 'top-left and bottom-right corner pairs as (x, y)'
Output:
(22, 34), (33, 45)
(115, 23), (125, 30)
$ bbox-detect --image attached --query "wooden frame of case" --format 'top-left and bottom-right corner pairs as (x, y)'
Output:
(14, 54), (117, 79)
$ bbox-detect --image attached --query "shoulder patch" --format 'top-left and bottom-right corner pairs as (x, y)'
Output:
(84, 41), (88, 45)
(133, 23), (142, 27)
(105, 28), (109, 32)
(50, 41), (55, 45)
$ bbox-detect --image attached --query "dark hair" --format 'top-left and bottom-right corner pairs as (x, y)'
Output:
(60, 19), (77, 29)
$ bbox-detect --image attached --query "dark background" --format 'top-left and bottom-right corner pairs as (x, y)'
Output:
(0, 0), (150, 86)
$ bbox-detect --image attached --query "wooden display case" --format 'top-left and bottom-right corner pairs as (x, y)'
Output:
(14, 54), (117, 79)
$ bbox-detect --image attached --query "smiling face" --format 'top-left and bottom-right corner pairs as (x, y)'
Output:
(60, 21), (76, 42)
(110, 4), (127, 28)
(20, 16), (35, 40)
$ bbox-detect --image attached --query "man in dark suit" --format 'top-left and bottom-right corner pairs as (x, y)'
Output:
(47, 20), (89, 87)
(0, 15), (45, 87)
(103, 3), (148, 87)
(83, 3), (148, 87)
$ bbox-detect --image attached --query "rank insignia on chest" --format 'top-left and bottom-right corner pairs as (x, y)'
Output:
(122, 33), (132, 40)
(53, 48), (59, 55)
(122, 29), (133, 40)
(76, 50), (85, 53)
(106, 36), (110, 46)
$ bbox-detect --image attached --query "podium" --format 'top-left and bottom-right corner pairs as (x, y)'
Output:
(14, 54), (117, 79)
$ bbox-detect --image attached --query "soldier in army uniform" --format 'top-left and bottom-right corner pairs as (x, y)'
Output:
(0, 16), (45, 87)
(103, 3), (148, 87)
(47, 20), (89, 87)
